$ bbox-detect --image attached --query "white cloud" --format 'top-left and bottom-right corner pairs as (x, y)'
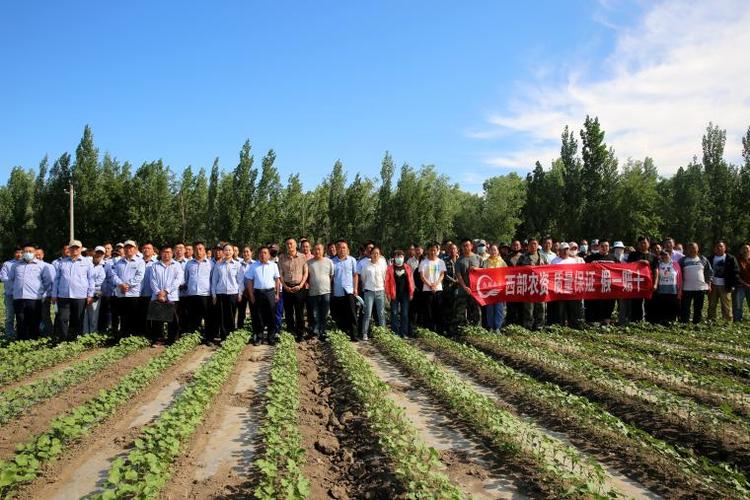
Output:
(472, 0), (750, 175)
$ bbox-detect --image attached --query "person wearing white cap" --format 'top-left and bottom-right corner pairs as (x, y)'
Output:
(111, 240), (146, 338)
(612, 241), (626, 262)
(51, 240), (94, 340)
(83, 246), (107, 333)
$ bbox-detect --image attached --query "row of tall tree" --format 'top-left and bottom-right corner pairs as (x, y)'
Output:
(1, 119), (749, 256)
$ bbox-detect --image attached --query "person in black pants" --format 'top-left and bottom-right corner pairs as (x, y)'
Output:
(182, 242), (214, 343)
(627, 236), (658, 322)
(51, 241), (94, 340)
(246, 247), (281, 345)
(278, 238), (309, 341)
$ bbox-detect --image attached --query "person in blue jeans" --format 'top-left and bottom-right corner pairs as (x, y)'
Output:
(358, 246), (387, 340)
(385, 249), (414, 337)
(733, 244), (750, 321)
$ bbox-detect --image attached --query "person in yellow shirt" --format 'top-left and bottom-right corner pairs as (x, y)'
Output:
(480, 243), (507, 332)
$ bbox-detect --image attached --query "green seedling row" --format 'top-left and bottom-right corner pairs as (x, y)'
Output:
(254, 332), (309, 500)
(327, 329), (465, 499)
(0, 332), (201, 496)
(0, 333), (109, 387)
(370, 326), (619, 498)
(0, 335), (150, 425)
(419, 327), (749, 498)
(94, 329), (249, 499)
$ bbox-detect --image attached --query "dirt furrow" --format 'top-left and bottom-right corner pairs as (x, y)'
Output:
(0, 346), (157, 460)
(20, 346), (215, 500)
(357, 343), (527, 500)
(0, 347), (108, 392)
(162, 345), (272, 499)
(415, 346), (659, 500)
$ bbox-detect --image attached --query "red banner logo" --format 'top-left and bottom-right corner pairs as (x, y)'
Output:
(469, 262), (653, 305)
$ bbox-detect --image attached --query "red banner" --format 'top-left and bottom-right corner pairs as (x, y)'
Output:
(469, 262), (653, 305)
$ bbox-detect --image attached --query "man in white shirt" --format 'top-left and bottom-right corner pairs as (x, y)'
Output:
(245, 246), (281, 345)
(419, 242), (446, 331)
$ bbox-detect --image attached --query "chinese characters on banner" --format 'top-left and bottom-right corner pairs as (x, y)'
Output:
(469, 262), (653, 305)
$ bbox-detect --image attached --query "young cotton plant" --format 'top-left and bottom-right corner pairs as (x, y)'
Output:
(0, 332), (202, 496)
(94, 330), (249, 499)
(254, 332), (309, 500)
(371, 326), (619, 498)
(327, 329), (465, 499)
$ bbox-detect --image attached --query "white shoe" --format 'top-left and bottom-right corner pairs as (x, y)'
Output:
(362, 333), (369, 341)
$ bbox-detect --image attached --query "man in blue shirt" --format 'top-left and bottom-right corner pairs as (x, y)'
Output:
(111, 240), (146, 338)
(245, 246), (281, 345)
(52, 240), (95, 340)
(149, 244), (184, 344)
(139, 242), (157, 334)
(183, 241), (214, 343)
(84, 246), (107, 334)
(331, 239), (359, 341)
(0, 247), (22, 338)
(35, 248), (56, 337)
(237, 245), (255, 330)
(9, 244), (53, 340)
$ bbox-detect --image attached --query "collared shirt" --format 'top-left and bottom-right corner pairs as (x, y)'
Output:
(9, 259), (53, 300)
(91, 262), (106, 295)
(150, 260), (184, 302)
(0, 259), (20, 296)
(174, 258), (189, 296)
(53, 256), (95, 299)
(245, 261), (280, 290)
(102, 260), (116, 297)
(184, 258), (213, 296)
(239, 258), (256, 286)
(39, 261), (56, 299)
(211, 259), (243, 296)
(277, 253), (307, 285)
(111, 256), (146, 297)
(359, 258), (387, 292)
(141, 260), (156, 297)
(332, 255), (357, 297)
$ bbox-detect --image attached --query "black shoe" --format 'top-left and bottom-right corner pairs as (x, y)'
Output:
(251, 337), (259, 346)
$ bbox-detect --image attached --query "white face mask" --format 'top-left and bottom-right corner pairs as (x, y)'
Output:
(23, 252), (34, 262)
(477, 245), (486, 255)
(614, 249), (624, 259)
(394, 256), (404, 266)
(579, 245), (588, 254)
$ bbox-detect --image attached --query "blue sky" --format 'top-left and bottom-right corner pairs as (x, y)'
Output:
(2, 1), (747, 190)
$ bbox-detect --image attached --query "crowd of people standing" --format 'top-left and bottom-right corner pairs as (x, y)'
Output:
(1, 234), (749, 344)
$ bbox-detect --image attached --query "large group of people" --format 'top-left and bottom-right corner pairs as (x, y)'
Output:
(1, 234), (749, 345)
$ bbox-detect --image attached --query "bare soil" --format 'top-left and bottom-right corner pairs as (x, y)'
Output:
(0, 346), (157, 460)
(162, 345), (272, 499)
(18, 346), (214, 500)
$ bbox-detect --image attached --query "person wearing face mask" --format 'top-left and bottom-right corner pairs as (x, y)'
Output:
(578, 240), (589, 259)
(385, 250), (414, 337)
(475, 240), (489, 263)
(0, 247), (22, 338)
(9, 244), (53, 340)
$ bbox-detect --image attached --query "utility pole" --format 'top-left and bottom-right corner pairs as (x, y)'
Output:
(66, 181), (74, 242)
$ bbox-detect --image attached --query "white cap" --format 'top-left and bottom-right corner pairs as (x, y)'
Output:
(69, 239), (83, 248)
(559, 242), (570, 250)
(613, 241), (625, 249)
(123, 240), (137, 247)
(94, 245), (106, 253)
